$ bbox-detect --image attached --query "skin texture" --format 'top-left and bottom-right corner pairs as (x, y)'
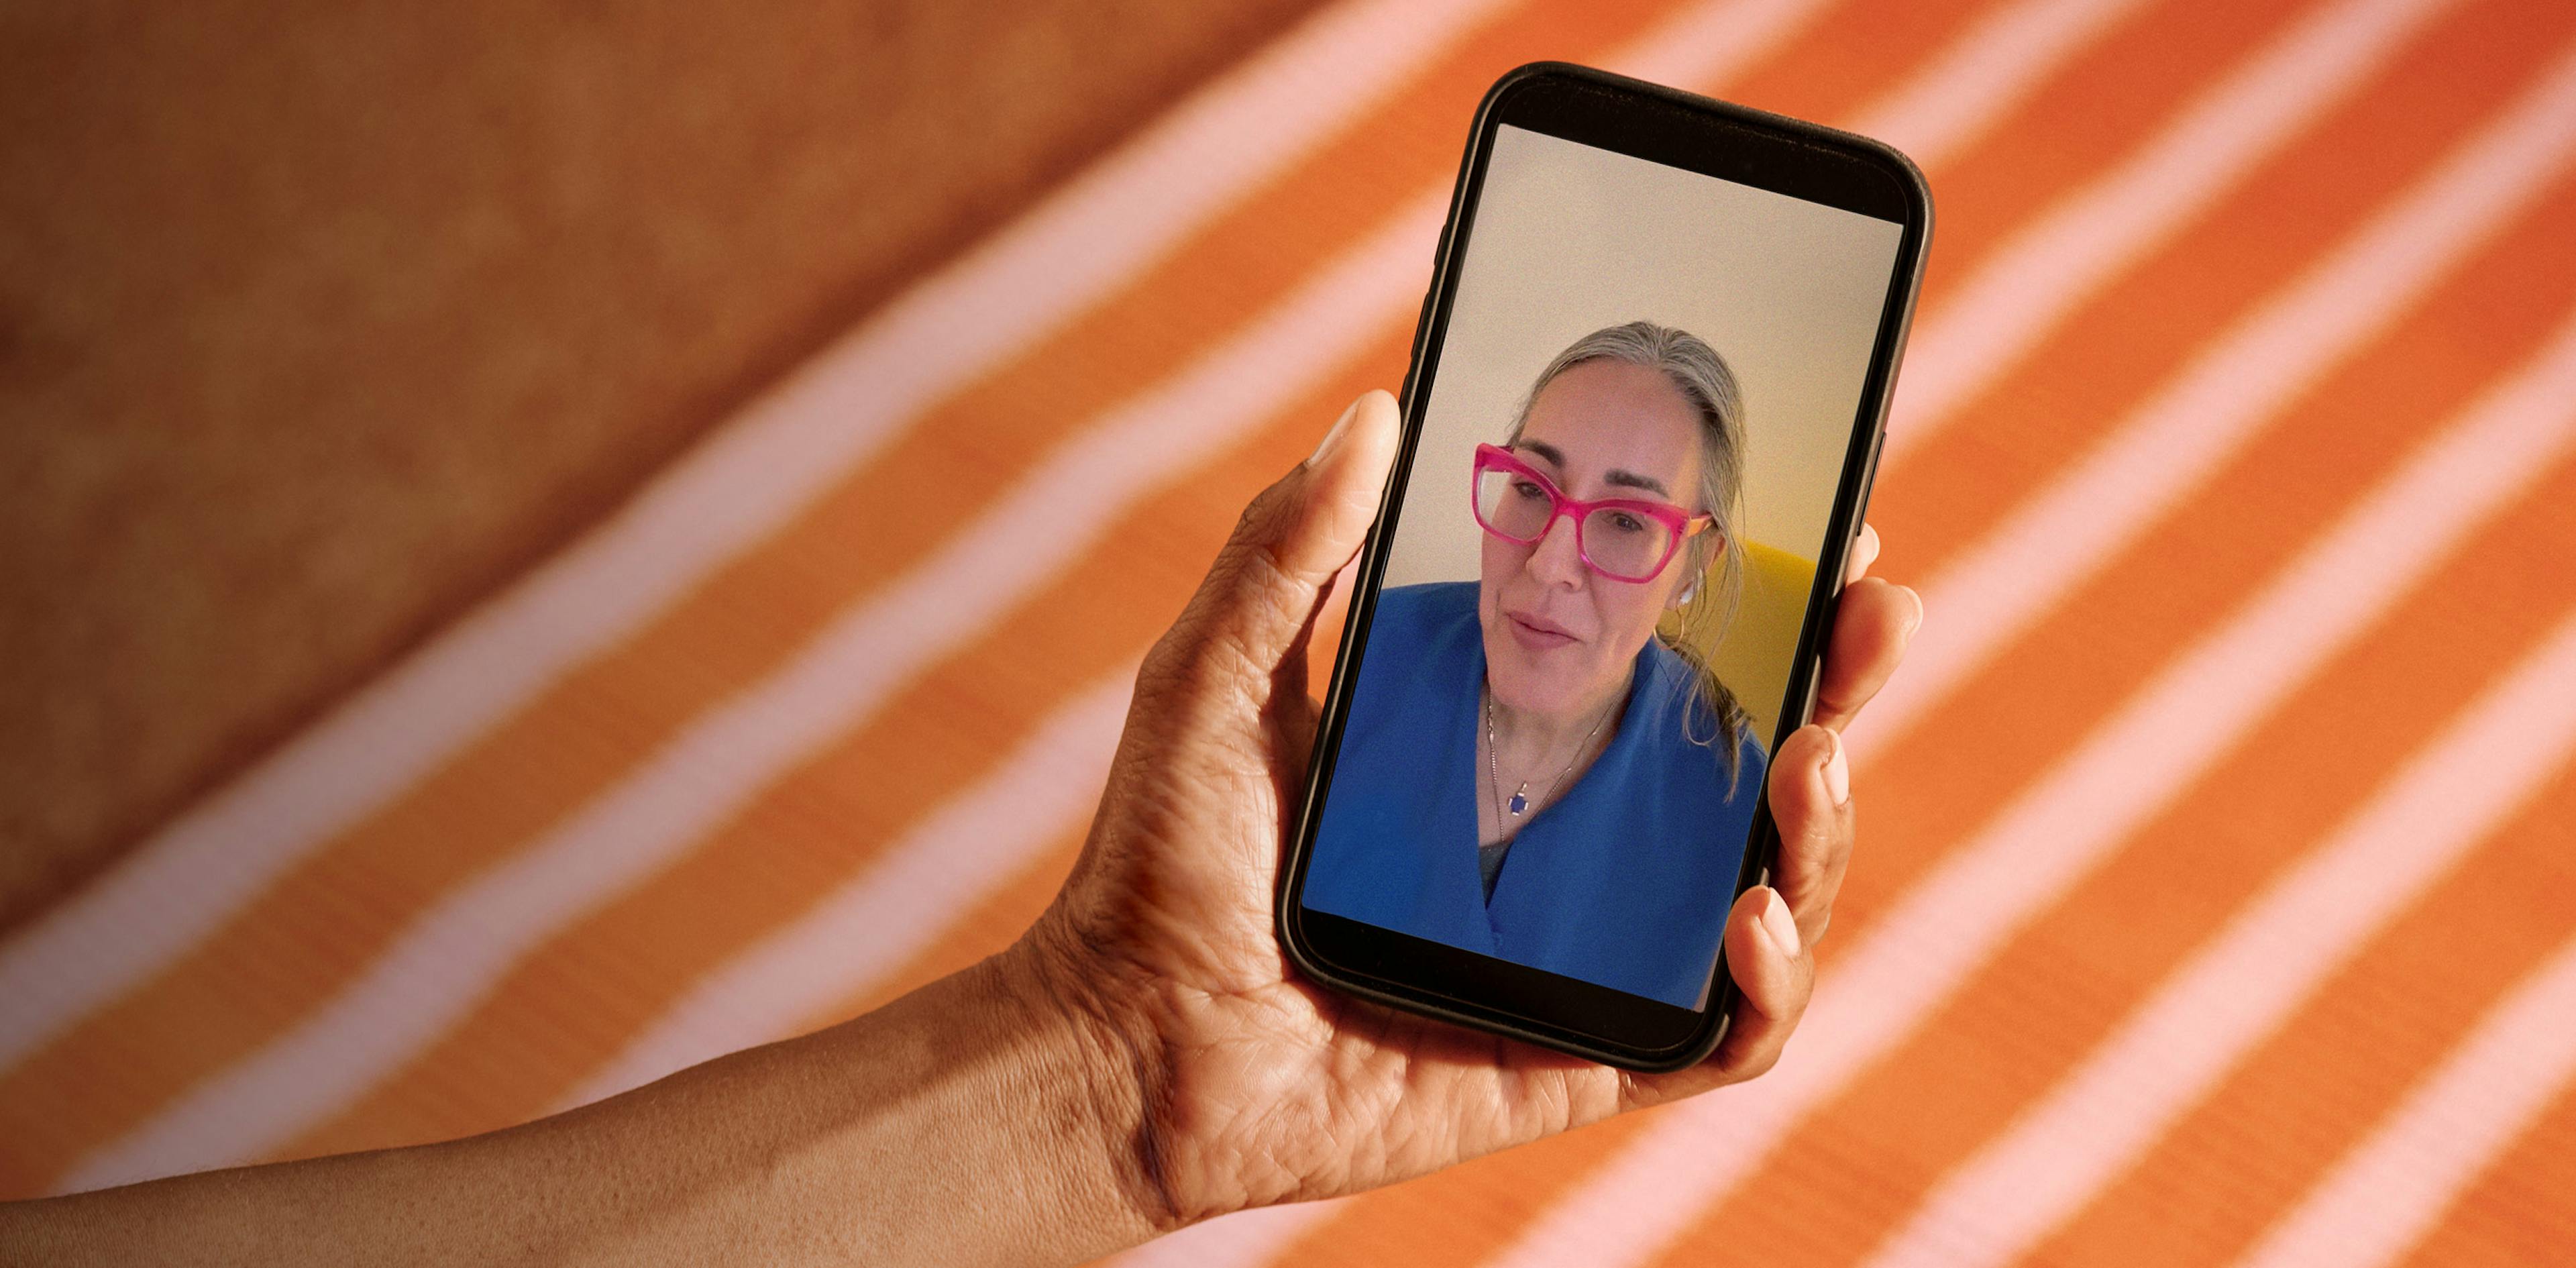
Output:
(1477, 360), (1716, 832)
(0, 390), (1920, 1266)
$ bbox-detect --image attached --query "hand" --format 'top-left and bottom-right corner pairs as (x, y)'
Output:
(1013, 390), (1922, 1232)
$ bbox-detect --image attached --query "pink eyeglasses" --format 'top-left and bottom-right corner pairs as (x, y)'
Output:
(1470, 443), (1711, 584)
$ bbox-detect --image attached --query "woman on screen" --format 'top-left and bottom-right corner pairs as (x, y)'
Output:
(1303, 321), (1768, 1008)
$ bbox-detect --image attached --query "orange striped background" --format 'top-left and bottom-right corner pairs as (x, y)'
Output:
(6, 0), (2575, 1265)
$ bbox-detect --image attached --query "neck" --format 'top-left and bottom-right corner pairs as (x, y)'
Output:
(1489, 675), (1627, 768)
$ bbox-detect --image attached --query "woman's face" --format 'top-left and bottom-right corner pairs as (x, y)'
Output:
(1480, 358), (1709, 722)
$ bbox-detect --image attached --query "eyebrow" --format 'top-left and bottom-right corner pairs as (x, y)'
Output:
(1515, 440), (1671, 498)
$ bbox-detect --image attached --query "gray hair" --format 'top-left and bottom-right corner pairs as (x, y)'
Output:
(1504, 320), (1754, 782)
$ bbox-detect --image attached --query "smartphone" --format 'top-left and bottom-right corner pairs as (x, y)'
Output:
(1277, 63), (1930, 1071)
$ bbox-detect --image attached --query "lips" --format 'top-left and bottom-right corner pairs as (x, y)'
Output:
(1503, 608), (1580, 651)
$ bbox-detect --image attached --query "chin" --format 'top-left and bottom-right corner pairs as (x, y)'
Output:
(1486, 647), (1595, 717)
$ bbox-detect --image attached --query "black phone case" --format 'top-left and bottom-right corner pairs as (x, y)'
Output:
(1277, 61), (1932, 1072)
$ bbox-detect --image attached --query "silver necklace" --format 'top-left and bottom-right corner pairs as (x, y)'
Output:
(1485, 689), (1615, 825)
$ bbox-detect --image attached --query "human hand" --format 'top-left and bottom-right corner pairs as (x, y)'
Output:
(1012, 390), (1922, 1232)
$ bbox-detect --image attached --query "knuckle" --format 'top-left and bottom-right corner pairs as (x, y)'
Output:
(1232, 474), (1300, 545)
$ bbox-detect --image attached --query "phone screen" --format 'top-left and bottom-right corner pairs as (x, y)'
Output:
(1297, 119), (1909, 1016)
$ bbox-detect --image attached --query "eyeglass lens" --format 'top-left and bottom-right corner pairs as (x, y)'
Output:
(1474, 466), (1673, 580)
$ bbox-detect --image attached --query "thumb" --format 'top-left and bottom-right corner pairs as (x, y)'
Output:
(1165, 390), (1399, 676)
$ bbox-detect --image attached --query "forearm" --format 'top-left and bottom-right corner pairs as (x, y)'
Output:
(1, 951), (1159, 1267)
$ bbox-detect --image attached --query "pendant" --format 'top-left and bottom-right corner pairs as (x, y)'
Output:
(1507, 786), (1529, 816)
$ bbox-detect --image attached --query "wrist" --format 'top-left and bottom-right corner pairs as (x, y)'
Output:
(981, 927), (1179, 1242)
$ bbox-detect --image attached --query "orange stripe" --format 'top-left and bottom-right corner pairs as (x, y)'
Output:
(2026, 773), (2576, 1267)
(1631, 201), (2576, 1268)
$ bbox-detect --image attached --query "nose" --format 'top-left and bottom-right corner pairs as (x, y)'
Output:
(1525, 512), (1587, 588)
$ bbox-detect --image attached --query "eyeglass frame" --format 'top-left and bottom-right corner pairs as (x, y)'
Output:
(1468, 443), (1713, 584)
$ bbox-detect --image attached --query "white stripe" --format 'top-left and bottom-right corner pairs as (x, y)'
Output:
(1855, 30), (2576, 761)
(0, 0), (1508, 1072)
(1483, 54), (2576, 1267)
(2232, 924), (2576, 1268)
(559, 672), (1133, 1108)
(1880, 0), (2459, 470)
(1852, 0), (2157, 170)
(1858, 321), (2576, 1268)
(54, 193), (1448, 1194)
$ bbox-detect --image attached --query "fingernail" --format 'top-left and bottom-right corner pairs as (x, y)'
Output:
(1760, 888), (1803, 958)
(1305, 397), (1362, 470)
(1902, 586), (1925, 639)
(1821, 727), (1849, 807)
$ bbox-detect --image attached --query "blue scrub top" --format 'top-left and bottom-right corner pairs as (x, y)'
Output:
(1302, 582), (1769, 1008)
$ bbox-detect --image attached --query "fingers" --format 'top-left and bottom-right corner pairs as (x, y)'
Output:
(1845, 521), (1881, 584)
(1279, 390), (1401, 582)
(1616, 885), (1811, 1107)
(1158, 392), (1401, 680)
(1629, 723), (1851, 1106)
(1811, 576), (1921, 734)
(1711, 886), (1814, 1085)
(1633, 533), (1894, 1110)
(1273, 568), (1342, 760)
(1696, 728), (1856, 1086)
(1764, 725), (1853, 950)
